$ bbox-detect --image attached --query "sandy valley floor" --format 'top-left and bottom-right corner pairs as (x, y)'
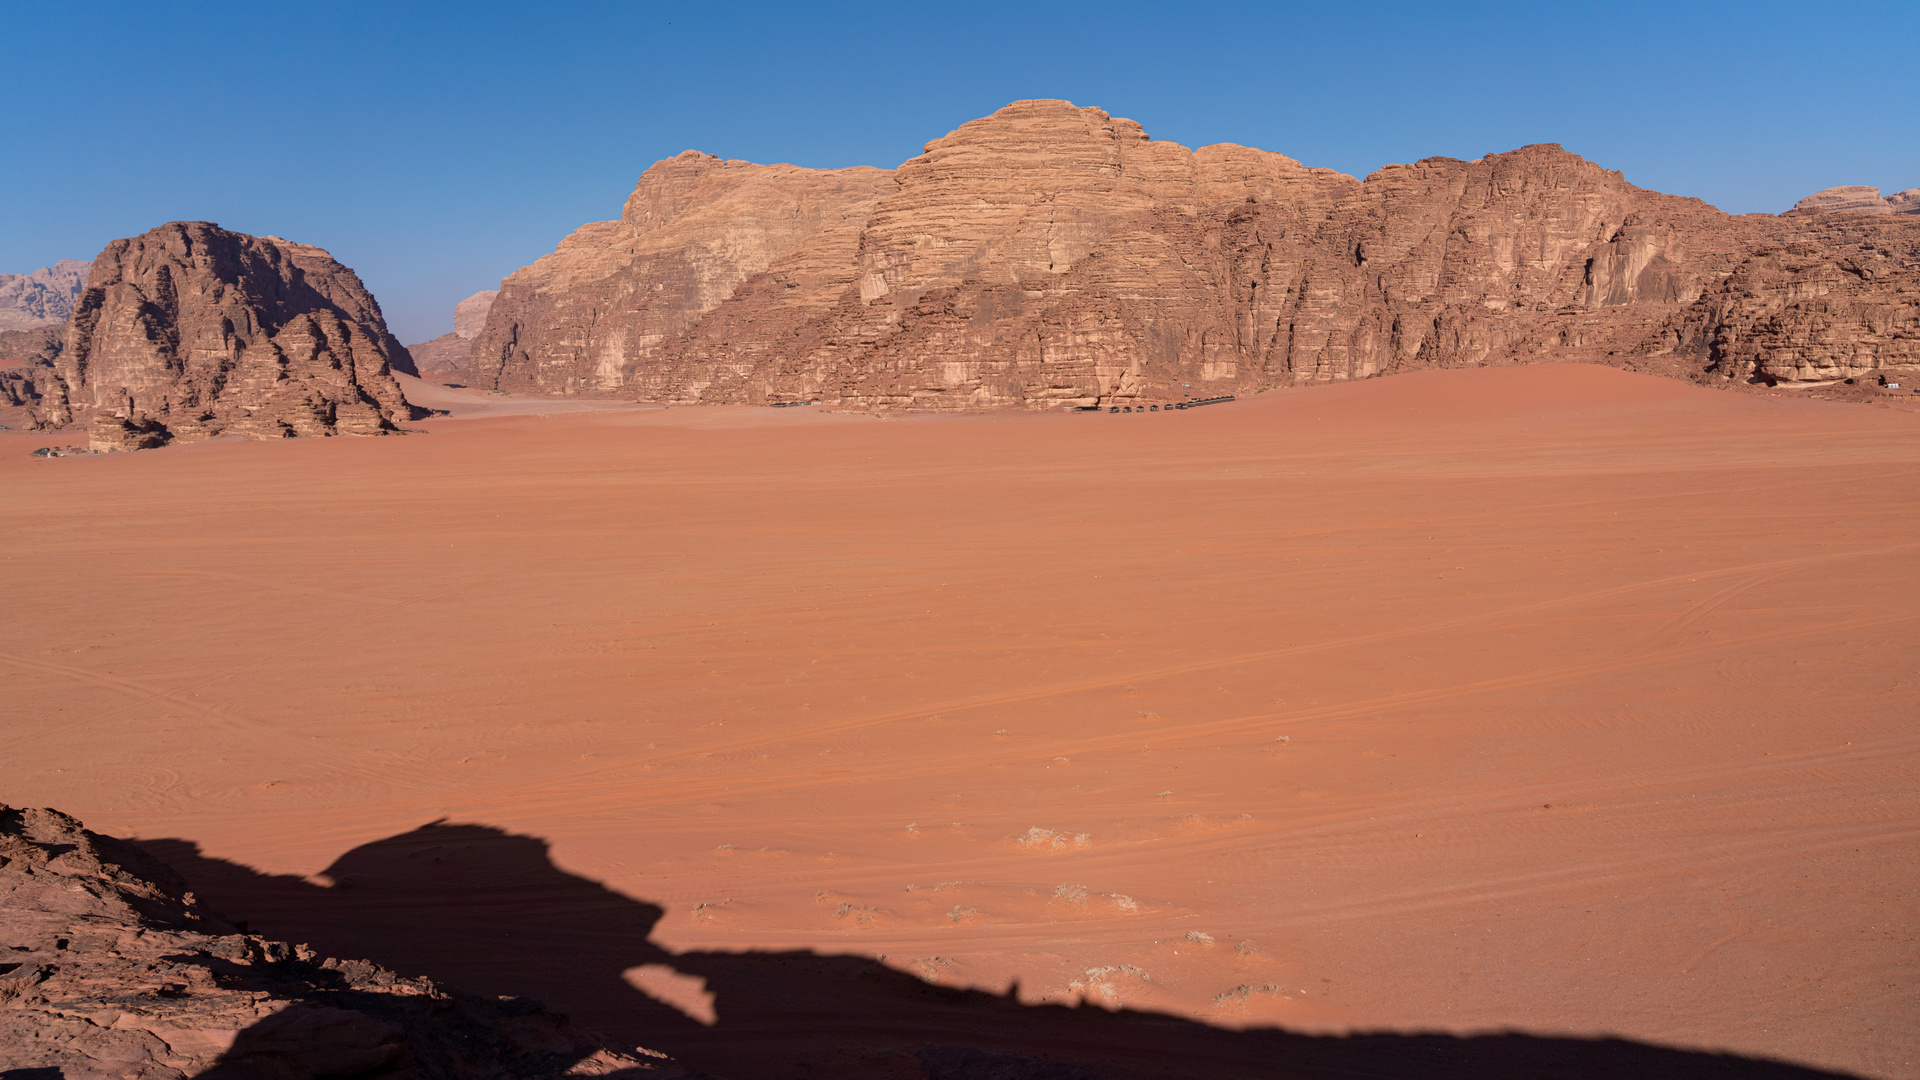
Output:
(3, 365), (1915, 1078)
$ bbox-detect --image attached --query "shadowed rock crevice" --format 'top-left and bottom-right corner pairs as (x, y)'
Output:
(136, 820), (1863, 1080)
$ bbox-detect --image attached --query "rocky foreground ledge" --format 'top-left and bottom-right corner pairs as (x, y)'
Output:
(0, 805), (679, 1079)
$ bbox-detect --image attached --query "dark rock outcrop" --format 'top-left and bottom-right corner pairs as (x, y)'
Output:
(29, 222), (419, 449)
(466, 100), (1920, 405)
(0, 804), (679, 1078)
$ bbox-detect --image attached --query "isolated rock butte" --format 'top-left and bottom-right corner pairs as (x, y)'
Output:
(1793, 185), (1920, 215)
(406, 289), (500, 376)
(467, 99), (1920, 404)
(0, 805), (679, 1078)
(0, 258), (91, 331)
(26, 222), (418, 449)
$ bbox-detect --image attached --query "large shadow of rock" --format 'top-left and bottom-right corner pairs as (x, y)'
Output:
(142, 824), (1858, 1080)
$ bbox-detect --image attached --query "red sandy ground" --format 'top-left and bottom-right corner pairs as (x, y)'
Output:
(2, 365), (1915, 1077)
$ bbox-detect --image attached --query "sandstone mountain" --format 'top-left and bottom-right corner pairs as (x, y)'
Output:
(455, 288), (499, 337)
(0, 804), (679, 1078)
(24, 222), (419, 449)
(406, 288), (499, 377)
(465, 100), (1920, 406)
(1793, 185), (1920, 215)
(0, 258), (90, 330)
(469, 150), (894, 395)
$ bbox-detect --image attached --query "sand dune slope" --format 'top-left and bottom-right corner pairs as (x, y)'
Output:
(2, 365), (1915, 1078)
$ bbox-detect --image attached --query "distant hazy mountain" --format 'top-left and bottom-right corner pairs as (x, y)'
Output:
(407, 289), (498, 376)
(0, 259), (90, 330)
(1793, 185), (1920, 215)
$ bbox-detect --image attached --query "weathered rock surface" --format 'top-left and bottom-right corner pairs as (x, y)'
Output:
(407, 290), (500, 377)
(466, 100), (1920, 403)
(1793, 185), (1920, 216)
(0, 327), (64, 410)
(468, 151), (893, 395)
(28, 222), (419, 448)
(0, 259), (90, 330)
(1669, 215), (1920, 383)
(454, 289), (498, 339)
(405, 333), (469, 377)
(0, 804), (680, 1079)
(1794, 185), (1898, 215)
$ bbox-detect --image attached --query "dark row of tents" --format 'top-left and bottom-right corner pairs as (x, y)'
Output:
(1075, 395), (1236, 414)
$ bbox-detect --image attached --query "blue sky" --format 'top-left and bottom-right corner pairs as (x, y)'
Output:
(4, 1), (1915, 343)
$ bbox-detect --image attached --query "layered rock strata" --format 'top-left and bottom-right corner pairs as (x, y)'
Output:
(468, 151), (894, 395)
(1672, 215), (1920, 383)
(0, 259), (90, 331)
(406, 289), (499, 377)
(468, 100), (1920, 404)
(1793, 185), (1920, 215)
(28, 222), (418, 448)
(0, 804), (678, 1078)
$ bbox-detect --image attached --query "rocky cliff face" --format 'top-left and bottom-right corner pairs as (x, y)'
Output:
(0, 805), (677, 1078)
(406, 289), (499, 377)
(1670, 215), (1920, 383)
(468, 101), (1920, 404)
(0, 327), (63, 412)
(0, 259), (90, 330)
(30, 222), (418, 449)
(467, 152), (893, 395)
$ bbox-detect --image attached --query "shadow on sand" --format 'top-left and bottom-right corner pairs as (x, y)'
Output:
(139, 822), (1856, 1080)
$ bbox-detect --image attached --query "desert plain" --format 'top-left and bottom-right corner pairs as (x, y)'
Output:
(2, 363), (1916, 1078)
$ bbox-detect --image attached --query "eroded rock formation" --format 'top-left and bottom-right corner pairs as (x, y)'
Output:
(1793, 185), (1920, 216)
(467, 100), (1920, 404)
(1672, 215), (1920, 382)
(0, 327), (63, 411)
(0, 259), (90, 331)
(28, 222), (418, 449)
(468, 151), (894, 395)
(0, 804), (679, 1078)
(454, 289), (498, 339)
(407, 289), (500, 377)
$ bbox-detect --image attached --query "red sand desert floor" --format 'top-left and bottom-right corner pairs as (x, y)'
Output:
(3, 364), (1915, 1078)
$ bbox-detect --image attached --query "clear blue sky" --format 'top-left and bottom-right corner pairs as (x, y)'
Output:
(4, 1), (1915, 344)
